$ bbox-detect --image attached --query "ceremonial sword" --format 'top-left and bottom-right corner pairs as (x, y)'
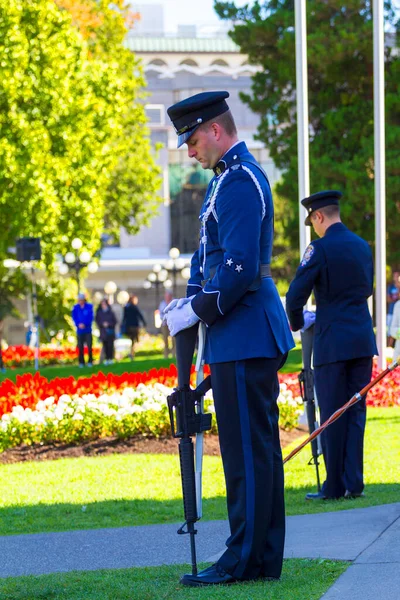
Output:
(284, 357), (400, 466)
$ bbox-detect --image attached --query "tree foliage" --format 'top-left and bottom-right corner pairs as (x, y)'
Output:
(0, 0), (160, 265)
(0, 0), (160, 328)
(215, 1), (400, 273)
(55, 0), (162, 241)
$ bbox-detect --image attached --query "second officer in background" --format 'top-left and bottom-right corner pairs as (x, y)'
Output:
(286, 191), (377, 501)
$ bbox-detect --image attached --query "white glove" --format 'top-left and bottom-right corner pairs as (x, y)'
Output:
(165, 301), (200, 336)
(163, 296), (194, 316)
(301, 310), (316, 332)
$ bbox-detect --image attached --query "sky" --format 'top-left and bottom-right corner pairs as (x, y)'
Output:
(130, 0), (248, 34)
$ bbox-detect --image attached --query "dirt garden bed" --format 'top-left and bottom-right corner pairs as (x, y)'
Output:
(0, 426), (307, 464)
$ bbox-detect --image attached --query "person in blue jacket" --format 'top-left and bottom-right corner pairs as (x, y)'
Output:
(286, 191), (378, 501)
(72, 293), (94, 367)
(164, 91), (294, 587)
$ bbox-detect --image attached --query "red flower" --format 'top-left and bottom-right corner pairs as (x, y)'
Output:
(0, 359), (398, 418)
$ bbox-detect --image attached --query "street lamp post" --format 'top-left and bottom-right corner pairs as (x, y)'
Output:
(144, 251), (191, 309)
(58, 238), (98, 293)
(104, 280), (117, 304)
(3, 258), (42, 370)
(166, 247), (187, 297)
(116, 290), (130, 306)
(145, 264), (169, 309)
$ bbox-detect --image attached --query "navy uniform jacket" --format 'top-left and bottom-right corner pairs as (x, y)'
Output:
(286, 223), (378, 367)
(187, 141), (294, 364)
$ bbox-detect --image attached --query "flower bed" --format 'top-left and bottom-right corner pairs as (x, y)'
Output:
(2, 345), (101, 368)
(365, 364), (400, 407)
(0, 362), (397, 453)
(0, 365), (303, 452)
(1, 335), (162, 367)
(0, 365), (181, 417)
(0, 384), (187, 450)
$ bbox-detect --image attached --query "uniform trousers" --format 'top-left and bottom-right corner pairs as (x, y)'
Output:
(210, 354), (287, 580)
(314, 357), (372, 498)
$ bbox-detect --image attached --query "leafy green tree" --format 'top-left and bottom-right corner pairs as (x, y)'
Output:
(0, 1), (102, 266)
(0, 0), (161, 341)
(0, 0), (161, 268)
(55, 0), (162, 241)
(215, 1), (400, 273)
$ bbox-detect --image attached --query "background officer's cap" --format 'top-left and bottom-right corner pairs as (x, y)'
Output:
(301, 190), (342, 226)
(167, 91), (230, 148)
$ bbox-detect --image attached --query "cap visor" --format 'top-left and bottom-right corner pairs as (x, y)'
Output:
(304, 215), (312, 226)
(177, 125), (200, 148)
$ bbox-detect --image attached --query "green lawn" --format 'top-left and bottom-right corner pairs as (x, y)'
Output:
(0, 345), (303, 381)
(0, 560), (347, 600)
(0, 407), (398, 537)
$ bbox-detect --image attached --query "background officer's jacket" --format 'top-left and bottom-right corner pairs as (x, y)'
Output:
(286, 223), (378, 366)
(187, 141), (294, 364)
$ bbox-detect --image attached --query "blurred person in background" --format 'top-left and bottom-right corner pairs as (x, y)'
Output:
(111, 301), (124, 338)
(95, 298), (117, 365)
(72, 293), (94, 367)
(389, 298), (400, 361)
(387, 270), (400, 334)
(122, 294), (147, 359)
(158, 291), (175, 359)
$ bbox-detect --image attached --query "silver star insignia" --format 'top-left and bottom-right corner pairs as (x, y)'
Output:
(235, 264), (243, 273)
(226, 258), (234, 266)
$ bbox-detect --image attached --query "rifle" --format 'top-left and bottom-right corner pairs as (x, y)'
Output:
(167, 324), (212, 576)
(298, 324), (321, 491)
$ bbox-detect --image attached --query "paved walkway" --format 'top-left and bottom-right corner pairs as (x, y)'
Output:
(0, 503), (399, 599)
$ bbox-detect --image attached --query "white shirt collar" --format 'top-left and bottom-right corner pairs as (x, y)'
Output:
(221, 140), (241, 161)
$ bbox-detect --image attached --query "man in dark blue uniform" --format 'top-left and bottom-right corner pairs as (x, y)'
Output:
(286, 191), (377, 500)
(164, 91), (294, 586)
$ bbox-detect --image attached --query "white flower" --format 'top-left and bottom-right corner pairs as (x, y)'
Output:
(58, 394), (72, 405)
(43, 397), (55, 407)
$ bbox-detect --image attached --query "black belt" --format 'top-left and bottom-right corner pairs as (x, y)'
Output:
(201, 263), (271, 290)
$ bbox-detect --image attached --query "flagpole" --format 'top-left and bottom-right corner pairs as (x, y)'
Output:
(373, 0), (387, 369)
(295, 0), (311, 260)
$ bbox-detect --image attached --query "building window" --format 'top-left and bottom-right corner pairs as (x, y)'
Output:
(210, 59), (229, 67)
(145, 104), (165, 126)
(173, 89), (203, 103)
(148, 59), (167, 67)
(179, 58), (199, 67)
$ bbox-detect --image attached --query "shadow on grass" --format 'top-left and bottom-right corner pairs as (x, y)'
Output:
(366, 414), (400, 424)
(1, 482), (399, 538)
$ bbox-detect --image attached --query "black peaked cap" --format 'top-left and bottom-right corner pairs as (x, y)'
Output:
(167, 91), (230, 147)
(301, 190), (343, 225)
